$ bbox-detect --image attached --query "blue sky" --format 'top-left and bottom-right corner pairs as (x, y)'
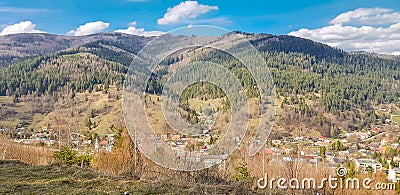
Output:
(0, 0), (399, 54)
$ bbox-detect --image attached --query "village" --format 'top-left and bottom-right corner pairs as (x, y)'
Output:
(3, 105), (400, 182)
(0, 125), (116, 154)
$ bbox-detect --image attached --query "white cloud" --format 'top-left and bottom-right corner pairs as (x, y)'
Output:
(115, 21), (164, 36)
(0, 21), (45, 36)
(67, 21), (109, 36)
(0, 6), (47, 13)
(289, 7), (400, 55)
(330, 8), (400, 25)
(157, 1), (218, 25)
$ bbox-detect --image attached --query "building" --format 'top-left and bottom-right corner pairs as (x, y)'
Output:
(388, 167), (400, 182)
(354, 159), (382, 173)
(271, 140), (282, 145)
(200, 154), (227, 169)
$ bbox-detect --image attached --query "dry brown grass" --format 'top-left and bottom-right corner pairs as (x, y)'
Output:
(0, 134), (55, 165)
(91, 128), (136, 177)
(244, 150), (397, 194)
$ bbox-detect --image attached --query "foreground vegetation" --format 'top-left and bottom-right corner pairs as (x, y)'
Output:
(0, 160), (259, 194)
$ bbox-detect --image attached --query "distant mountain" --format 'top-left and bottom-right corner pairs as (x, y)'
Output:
(4, 31), (399, 68)
(349, 51), (400, 61)
(0, 32), (151, 67)
(246, 33), (346, 60)
(0, 31), (351, 68)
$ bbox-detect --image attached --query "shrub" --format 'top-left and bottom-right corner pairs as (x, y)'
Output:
(53, 146), (92, 167)
(232, 162), (252, 181)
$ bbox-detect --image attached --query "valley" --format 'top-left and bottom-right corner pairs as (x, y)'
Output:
(1, 32), (400, 194)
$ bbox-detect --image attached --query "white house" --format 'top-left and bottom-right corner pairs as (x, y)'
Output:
(272, 140), (282, 145)
(354, 159), (382, 173)
(388, 167), (400, 182)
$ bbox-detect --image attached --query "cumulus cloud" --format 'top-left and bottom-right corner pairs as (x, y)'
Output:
(0, 21), (45, 36)
(115, 21), (164, 36)
(289, 8), (400, 55)
(330, 8), (400, 25)
(67, 21), (109, 36)
(157, 1), (218, 25)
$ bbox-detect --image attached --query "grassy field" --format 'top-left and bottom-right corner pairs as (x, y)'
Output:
(392, 115), (400, 124)
(0, 85), (123, 136)
(0, 96), (36, 128)
(0, 160), (251, 195)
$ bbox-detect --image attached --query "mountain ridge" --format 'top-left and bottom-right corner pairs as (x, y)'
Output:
(0, 31), (379, 68)
(0, 32), (150, 67)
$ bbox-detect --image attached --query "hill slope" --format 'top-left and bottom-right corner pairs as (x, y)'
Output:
(1, 32), (400, 139)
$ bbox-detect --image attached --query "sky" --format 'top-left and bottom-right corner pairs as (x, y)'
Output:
(0, 0), (399, 54)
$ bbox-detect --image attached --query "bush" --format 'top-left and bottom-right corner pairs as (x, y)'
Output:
(53, 147), (92, 167)
(232, 162), (252, 182)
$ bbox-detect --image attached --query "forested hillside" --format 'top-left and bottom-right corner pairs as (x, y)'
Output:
(0, 32), (399, 138)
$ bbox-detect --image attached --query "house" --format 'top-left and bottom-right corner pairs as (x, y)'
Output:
(161, 134), (168, 140)
(358, 132), (370, 139)
(338, 150), (349, 156)
(333, 157), (346, 164)
(265, 148), (275, 155)
(94, 139), (99, 151)
(305, 154), (318, 159)
(170, 134), (181, 140)
(99, 140), (108, 146)
(345, 132), (357, 137)
(370, 127), (380, 134)
(201, 154), (227, 168)
(105, 145), (112, 153)
(381, 138), (393, 146)
(205, 119), (214, 124)
(354, 159), (382, 173)
(377, 146), (387, 154)
(82, 140), (92, 145)
(284, 148), (293, 154)
(379, 108), (388, 112)
(270, 147), (278, 152)
(167, 141), (177, 147)
(388, 166), (400, 182)
(318, 136), (326, 142)
(369, 142), (379, 149)
(314, 141), (329, 147)
(272, 140), (282, 145)
(325, 152), (335, 158)
(393, 156), (400, 163)
(283, 138), (293, 143)
(358, 149), (372, 157)
(107, 134), (115, 139)
(392, 143), (399, 149)
(294, 136), (304, 142)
